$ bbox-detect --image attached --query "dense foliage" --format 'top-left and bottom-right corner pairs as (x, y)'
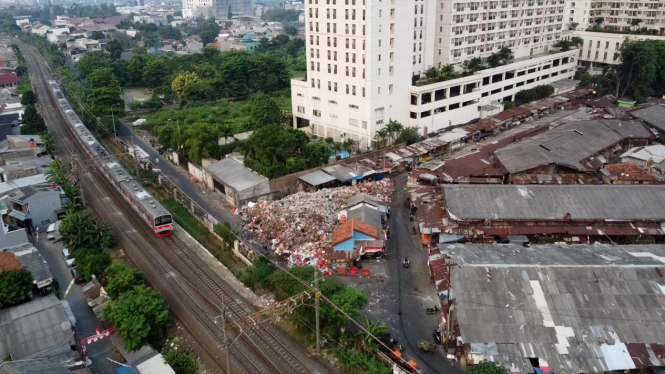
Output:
(163, 348), (198, 374)
(102, 285), (171, 350)
(515, 84), (555, 103)
(20, 105), (47, 135)
(73, 248), (111, 282)
(58, 211), (115, 250)
(468, 361), (510, 374)
(105, 260), (145, 300)
(0, 269), (33, 306)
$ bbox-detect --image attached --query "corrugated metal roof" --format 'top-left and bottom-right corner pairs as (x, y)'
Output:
(452, 261), (665, 374)
(631, 104), (665, 131)
(0, 295), (73, 360)
(495, 119), (652, 174)
(322, 164), (363, 182)
(444, 184), (665, 221)
(205, 157), (269, 195)
(298, 170), (336, 186)
(0, 354), (77, 374)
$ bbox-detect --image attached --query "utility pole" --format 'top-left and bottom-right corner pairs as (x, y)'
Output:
(131, 137), (139, 175)
(314, 268), (321, 355)
(111, 107), (117, 144)
(222, 298), (231, 374)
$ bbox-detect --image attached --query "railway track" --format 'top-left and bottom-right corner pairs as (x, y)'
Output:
(19, 42), (319, 374)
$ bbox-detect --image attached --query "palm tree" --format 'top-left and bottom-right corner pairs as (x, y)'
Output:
(386, 120), (404, 145)
(332, 141), (343, 159)
(342, 138), (356, 156)
(374, 128), (388, 148)
(357, 315), (389, 353)
(218, 123), (234, 145)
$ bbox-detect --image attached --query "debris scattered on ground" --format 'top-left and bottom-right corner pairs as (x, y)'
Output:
(237, 180), (395, 270)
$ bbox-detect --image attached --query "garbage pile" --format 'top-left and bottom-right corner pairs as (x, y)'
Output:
(237, 179), (394, 270)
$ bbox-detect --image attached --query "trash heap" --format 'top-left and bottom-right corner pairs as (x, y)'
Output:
(237, 179), (394, 270)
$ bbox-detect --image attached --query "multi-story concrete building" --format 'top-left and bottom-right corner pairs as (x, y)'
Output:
(568, 0), (665, 33)
(291, 0), (577, 146)
(572, 30), (665, 72)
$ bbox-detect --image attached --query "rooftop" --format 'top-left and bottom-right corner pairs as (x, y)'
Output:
(0, 295), (74, 360)
(621, 144), (665, 164)
(298, 170), (336, 187)
(205, 157), (269, 194)
(0, 252), (21, 272)
(630, 104), (665, 131)
(495, 119), (652, 174)
(601, 163), (658, 182)
(0, 354), (83, 374)
(449, 243), (665, 374)
(332, 219), (379, 246)
(444, 184), (665, 221)
(345, 204), (382, 233)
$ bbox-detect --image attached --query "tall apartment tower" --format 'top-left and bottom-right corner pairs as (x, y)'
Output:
(291, 0), (578, 143)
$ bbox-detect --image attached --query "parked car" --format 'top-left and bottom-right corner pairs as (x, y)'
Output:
(62, 248), (75, 267)
(71, 267), (84, 283)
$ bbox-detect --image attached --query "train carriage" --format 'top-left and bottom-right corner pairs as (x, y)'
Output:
(49, 80), (173, 237)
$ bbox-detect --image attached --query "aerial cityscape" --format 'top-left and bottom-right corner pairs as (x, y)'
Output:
(0, 0), (663, 373)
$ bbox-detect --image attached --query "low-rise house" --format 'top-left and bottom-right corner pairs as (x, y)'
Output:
(204, 156), (270, 206)
(0, 72), (19, 89)
(0, 354), (89, 374)
(600, 163), (660, 184)
(0, 295), (76, 360)
(495, 119), (652, 182)
(1, 183), (67, 234)
(330, 219), (379, 266)
(185, 35), (203, 54)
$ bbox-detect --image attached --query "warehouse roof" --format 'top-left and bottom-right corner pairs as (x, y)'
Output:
(299, 170), (336, 186)
(322, 164), (363, 183)
(440, 243), (665, 266)
(0, 295), (73, 360)
(495, 119), (651, 173)
(346, 204), (382, 233)
(443, 184), (665, 221)
(630, 104), (665, 131)
(206, 157), (269, 194)
(450, 243), (665, 374)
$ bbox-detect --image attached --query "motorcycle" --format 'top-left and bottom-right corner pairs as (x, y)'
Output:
(409, 213), (413, 221)
(403, 258), (410, 268)
(426, 306), (441, 315)
(412, 227), (416, 235)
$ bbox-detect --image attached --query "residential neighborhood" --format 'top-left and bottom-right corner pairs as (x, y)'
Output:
(1, 1), (665, 374)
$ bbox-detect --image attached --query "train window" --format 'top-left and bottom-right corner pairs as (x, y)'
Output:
(154, 215), (172, 226)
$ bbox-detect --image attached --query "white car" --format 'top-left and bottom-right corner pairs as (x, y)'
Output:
(62, 248), (75, 267)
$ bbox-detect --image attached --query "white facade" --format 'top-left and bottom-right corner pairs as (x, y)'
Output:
(291, 0), (575, 144)
(572, 30), (665, 72)
(586, 0), (665, 33)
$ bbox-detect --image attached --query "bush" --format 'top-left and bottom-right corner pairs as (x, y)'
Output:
(105, 260), (145, 299)
(515, 84), (554, 102)
(164, 349), (197, 374)
(73, 248), (111, 281)
(213, 222), (237, 245)
(238, 256), (276, 290)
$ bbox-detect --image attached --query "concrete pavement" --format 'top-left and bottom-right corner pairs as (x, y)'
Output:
(33, 237), (122, 374)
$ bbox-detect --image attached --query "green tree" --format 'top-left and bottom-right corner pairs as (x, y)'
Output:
(86, 68), (119, 89)
(20, 90), (36, 105)
(357, 315), (389, 353)
(90, 87), (124, 117)
(385, 119), (403, 145)
(184, 123), (221, 163)
(59, 211), (115, 250)
(373, 128), (389, 148)
(395, 126), (422, 145)
(569, 22), (579, 30)
(20, 105), (47, 134)
(468, 361), (509, 374)
(106, 39), (123, 61)
(153, 86), (177, 105)
(0, 269), (33, 306)
(105, 260), (145, 299)
(164, 349), (197, 374)
(143, 58), (171, 87)
(76, 51), (111, 77)
(128, 53), (151, 86)
(102, 285), (171, 350)
(171, 71), (200, 95)
(248, 92), (281, 127)
(501, 101), (515, 110)
(73, 248), (110, 281)
(462, 57), (486, 75)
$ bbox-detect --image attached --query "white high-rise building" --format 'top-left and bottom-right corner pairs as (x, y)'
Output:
(291, 0), (578, 145)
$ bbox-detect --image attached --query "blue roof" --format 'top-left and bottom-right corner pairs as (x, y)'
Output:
(116, 366), (135, 374)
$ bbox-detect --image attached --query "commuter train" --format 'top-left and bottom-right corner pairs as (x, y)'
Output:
(49, 80), (173, 237)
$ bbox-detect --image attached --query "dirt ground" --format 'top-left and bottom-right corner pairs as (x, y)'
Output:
(122, 88), (153, 111)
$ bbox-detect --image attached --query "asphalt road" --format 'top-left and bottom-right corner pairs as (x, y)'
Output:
(34, 237), (122, 374)
(384, 173), (463, 374)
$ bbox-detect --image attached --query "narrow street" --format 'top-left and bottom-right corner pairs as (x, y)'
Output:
(33, 237), (122, 374)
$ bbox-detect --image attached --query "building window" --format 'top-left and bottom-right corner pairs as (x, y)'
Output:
(389, 84), (393, 94)
(350, 118), (358, 126)
(297, 106), (305, 113)
(313, 109), (322, 117)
